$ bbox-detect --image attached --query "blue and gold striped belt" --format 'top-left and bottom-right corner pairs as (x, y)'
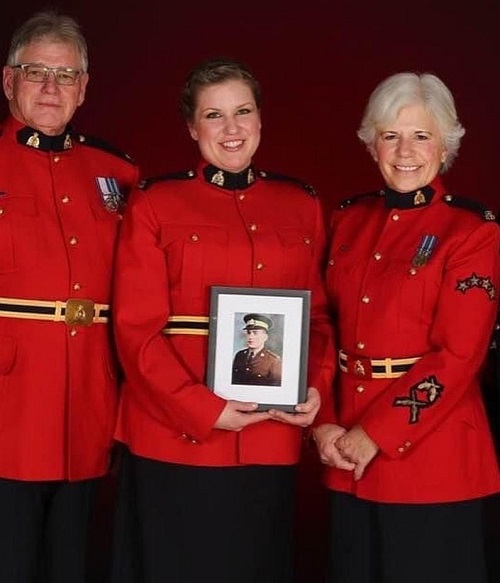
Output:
(0, 296), (109, 326)
(339, 349), (420, 379)
(162, 315), (209, 336)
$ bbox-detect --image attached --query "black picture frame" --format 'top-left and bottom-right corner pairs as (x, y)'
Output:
(206, 286), (311, 412)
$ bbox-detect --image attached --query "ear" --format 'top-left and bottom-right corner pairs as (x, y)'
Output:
(76, 72), (89, 107)
(187, 123), (198, 141)
(3, 66), (14, 100)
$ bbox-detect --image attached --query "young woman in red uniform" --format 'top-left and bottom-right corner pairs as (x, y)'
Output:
(314, 72), (500, 583)
(110, 59), (335, 583)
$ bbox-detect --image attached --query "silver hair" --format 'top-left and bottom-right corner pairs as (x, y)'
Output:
(6, 10), (88, 73)
(357, 72), (465, 172)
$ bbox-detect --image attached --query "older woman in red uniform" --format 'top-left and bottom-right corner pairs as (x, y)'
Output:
(111, 59), (335, 583)
(314, 72), (500, 583)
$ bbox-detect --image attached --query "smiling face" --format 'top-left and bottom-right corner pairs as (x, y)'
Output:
(188, 79), (261, 173)
(370, 104), (447, 193)
(3, 38), (88, 136)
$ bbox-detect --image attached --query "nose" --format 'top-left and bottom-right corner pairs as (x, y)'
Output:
(40, 71), (59, 92)
(224, 115), (238, 134)
(396, 137), (413, 157)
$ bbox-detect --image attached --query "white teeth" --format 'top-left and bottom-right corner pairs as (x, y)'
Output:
(223, 140), (242, 148)
(395, 165), (419, 171)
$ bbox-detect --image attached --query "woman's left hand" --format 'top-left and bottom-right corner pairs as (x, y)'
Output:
(335, 425), (379, 481)
(267, 387), (320, 427)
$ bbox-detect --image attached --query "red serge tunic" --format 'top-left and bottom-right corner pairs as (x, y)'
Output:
(0, 116), (139, 481)
(113, 162), (335, 467)
(323, 178), (500, 503)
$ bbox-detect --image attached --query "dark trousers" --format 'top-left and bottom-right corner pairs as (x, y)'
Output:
(111, 447), (296, 583)
(0, 477), (98, 583)
(328, 491), (488, 583)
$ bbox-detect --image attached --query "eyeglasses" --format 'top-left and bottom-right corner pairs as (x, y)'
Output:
(11, 63), (82, 86)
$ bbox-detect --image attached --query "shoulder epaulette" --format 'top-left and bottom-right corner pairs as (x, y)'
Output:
(76, 133), (136, 164)
(138, 169), (197, 190)
(339, 190), (384, 210)
(257, 170), (316, 196)
(441, 194), (496, 221)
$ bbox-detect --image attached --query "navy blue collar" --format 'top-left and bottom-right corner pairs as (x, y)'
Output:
(203, 164), (256, 191)
(17, 125), (74, 152)
(384, 184), (435, 209)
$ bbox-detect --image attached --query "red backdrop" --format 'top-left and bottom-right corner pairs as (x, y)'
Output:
(2, 1), (500, 581)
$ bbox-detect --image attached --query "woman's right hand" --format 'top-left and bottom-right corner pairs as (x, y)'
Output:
(214, 400), (271, 431)
(312, 423), (356, 471)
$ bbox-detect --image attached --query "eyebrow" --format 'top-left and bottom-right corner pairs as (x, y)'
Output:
(380, 129), (434, 135)
(200, 102), (254, 113)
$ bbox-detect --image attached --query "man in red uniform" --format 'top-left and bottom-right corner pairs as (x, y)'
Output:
(0, 10), (138, 582)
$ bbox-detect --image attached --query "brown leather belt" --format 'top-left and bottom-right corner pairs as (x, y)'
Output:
(162, 315), (209, 336)
(339, 349), (420, 379)
(0, 297), (109, 326)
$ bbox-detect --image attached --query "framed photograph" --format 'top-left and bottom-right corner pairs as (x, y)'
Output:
(206, 286), (311, 412)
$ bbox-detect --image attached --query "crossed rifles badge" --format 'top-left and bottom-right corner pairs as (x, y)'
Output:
(393, 375), (444, 424)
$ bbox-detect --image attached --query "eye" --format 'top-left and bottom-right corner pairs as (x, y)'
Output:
(236, 107), (252, 115)
(25, 66), (46, 81)
(381, 132), (398, 141)
(415, 132), (430, 141)
(205, 111), (222, 119)
(56, 71), (76, 84)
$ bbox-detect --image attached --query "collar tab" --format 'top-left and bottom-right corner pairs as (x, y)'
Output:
(203, 164), (255, 191)
(384, 185), (435, 209)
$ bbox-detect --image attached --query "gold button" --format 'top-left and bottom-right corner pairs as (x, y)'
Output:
(249, 224), (257, 231)
(61, 195), (70, 203)
(328, 258), (335, 266)
(408, 268), (417, 276)
(69, 236), (78, 245)
(238, 193), (245, 200)
(53, 156), (60, 163)
(356, 341), (365, 350)
(397, 446), (404, 453)
(191, 438), (199, 444)
(404, 441), (412, 448)
(361, 296), (370, 304)
(392, 214), (400, 221)
(374, 252), (381, 261)
(356, 385), (365, 393)
(256, 262), (264, 270)
(0, 208), (4, 216)
(73, 282), (82, 291)
(191, 234), (199, 242)
(304, 237), (311, 245)
(70, 329), (78, 337)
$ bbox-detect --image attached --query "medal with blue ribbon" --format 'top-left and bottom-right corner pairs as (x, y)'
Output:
(96, 177), (123, 212)
(412, 234), (438, 267)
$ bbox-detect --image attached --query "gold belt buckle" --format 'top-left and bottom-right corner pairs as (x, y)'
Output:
(65, 298), (95, 326)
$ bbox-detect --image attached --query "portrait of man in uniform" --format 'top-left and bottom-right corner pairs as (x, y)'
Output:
(231, 313), (282, 386)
